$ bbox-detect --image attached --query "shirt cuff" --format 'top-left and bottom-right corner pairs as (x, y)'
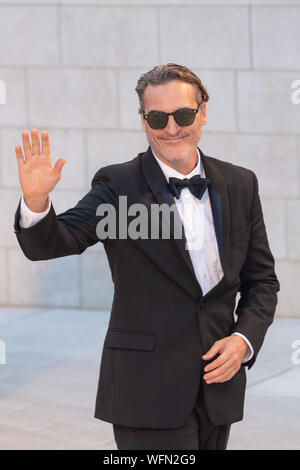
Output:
(232, 332), (254, 363)
(20, 194), (51, 228)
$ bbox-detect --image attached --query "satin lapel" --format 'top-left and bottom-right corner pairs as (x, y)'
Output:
(199, 148), (229, 281)
(141, 146), (197, 283)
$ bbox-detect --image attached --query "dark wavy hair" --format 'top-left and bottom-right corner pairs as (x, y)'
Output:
(135, 63), (209, 114)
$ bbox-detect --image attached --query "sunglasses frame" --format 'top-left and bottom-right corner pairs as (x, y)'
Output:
(142, 103), (202, 129)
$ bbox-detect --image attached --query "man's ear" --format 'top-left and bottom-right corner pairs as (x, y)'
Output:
(200, 102), (207, 125)
(140, 112), (146, 132)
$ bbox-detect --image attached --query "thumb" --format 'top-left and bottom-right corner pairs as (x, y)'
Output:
(202, 341), (221, 360)
(54, 158), (66, 176)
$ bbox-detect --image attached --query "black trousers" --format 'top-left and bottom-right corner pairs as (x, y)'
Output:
(113, 384), (231, 450)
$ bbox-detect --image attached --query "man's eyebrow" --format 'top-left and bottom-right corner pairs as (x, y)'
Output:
(146, 105), (196, 113)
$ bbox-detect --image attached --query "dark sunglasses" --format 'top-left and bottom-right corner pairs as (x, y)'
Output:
(142, 103), (202, 130)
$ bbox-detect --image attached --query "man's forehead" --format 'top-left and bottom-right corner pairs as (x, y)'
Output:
(143, 81), (198, 111)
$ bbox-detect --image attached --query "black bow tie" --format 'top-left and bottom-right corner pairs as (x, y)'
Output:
(168, 175), (211, 200)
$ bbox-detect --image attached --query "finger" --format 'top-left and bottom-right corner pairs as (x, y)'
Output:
(204, 353), (228, 372)
(204, 360), (233, 381)
(22, 131), (33, 161)
(205, 365), (237, 384)
(208, 367), (237, 384)
(31, 128), (41, 156)
(41, 130), (50, 157)
(53, 158), (67, 177)
(15, 145), (25, 167)
(202, 341), (221, 360)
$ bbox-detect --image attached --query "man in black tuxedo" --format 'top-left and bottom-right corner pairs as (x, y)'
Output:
(14, 64), (280, 450)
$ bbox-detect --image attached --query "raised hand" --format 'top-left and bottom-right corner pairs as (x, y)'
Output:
(15, 129), (66, 212)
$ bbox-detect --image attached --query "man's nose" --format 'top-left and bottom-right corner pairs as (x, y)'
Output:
(164, 115), (181, 135)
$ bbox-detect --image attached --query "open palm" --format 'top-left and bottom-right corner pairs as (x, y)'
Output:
(15, 129), (66, 201)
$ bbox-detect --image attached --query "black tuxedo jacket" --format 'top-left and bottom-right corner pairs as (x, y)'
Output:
(14, 146), (280, 427)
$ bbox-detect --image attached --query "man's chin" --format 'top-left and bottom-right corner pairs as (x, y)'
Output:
(158, 146), (192, 162)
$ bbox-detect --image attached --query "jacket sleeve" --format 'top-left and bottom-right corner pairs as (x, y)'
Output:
(232, 171), (280, 370)
(13, 168), (117, 261)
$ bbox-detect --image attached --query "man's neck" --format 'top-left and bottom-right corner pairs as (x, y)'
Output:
(152, 147), (198, 175)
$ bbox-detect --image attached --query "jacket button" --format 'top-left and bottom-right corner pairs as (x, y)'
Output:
(200, 300), (206, 309)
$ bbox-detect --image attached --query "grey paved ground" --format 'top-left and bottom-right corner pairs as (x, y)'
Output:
(0, 307), (299, 450)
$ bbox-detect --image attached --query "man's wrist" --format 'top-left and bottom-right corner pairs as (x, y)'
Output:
(23, 195), (49, 212)
(232, 332), (254, 362)
(231, 334), (249, 356)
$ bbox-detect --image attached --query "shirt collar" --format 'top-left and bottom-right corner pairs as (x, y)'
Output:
(151, 147), (204, 182)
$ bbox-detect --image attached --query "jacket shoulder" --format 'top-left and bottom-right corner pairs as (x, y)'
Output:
(91, 154), (142, 189)
(203, 154), (258, 219)
(204, 153), (256, 183)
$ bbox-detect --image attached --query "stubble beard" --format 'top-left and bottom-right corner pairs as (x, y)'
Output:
(146, 132), (199, 165)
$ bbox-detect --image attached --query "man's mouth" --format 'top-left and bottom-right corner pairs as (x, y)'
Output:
(161, 136), (187, 142)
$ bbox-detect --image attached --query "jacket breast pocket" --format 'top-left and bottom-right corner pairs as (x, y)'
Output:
(229, 223), (251, 245)
(104, 328), (156, 351)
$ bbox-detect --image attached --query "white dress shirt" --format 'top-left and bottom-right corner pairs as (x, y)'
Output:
(19, 148), (253, 362)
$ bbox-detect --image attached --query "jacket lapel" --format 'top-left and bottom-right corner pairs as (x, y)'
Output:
(141, 145), (229, 298)
(199, 149), (230, 288)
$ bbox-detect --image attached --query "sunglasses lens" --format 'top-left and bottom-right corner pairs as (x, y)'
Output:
(145, 107), (198, 129)
(147, 112), (168, 129)
(174, 108), (195, 126)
